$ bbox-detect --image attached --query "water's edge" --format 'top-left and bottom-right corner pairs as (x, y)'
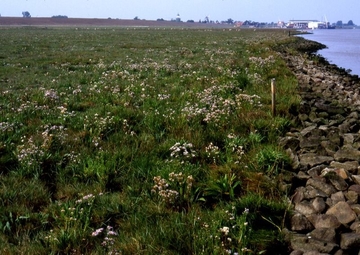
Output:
(298, 29), (360, 76)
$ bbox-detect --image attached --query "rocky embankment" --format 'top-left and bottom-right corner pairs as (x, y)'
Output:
(279, 38), (360, 255)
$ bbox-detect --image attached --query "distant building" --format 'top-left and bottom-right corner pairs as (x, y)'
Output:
(234, 21), (243, 27)
(277, 21), (286, 28)
(287, 19), (332, 29)
(286, 20), (321, 29)
(287, 20), (317, 28)
(176, 14), (181, 22)
(308, 21), (325, 29)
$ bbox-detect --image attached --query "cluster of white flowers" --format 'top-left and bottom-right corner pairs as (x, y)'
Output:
(226, 250), (239, 255)
(202, 98), (235, 124)
(218, 207), (250, 253)
(72, 88), (82, 95)
(225, 208), (236, 221)
(56, 106), (76, 121)
(200, 85), (236, 124)
(169, 172), (195, 191)
(181, 81), (261, 126)
(93, 113), (115, 133)
(75, 193), (96, 204)
(41, 124), (68, 149)
(44, 89), (59, 101)
(235, 94), (262, 107)
(169, 142), (196, 158)
(45, 192), (105, 248)
(196, 206), (251, 253)
(16, 136), (45, 166)
(44, 229), (57, 243)
(225, 134), (245, 164)
(151, 176), (179, 204)
(233, 145), (245, 164)
(169, 142), (196, 161)
(16, 102), (31, 113)
(181, 103), (207, 119)
(122, 119), (136, 136)
(205, 142), (220, 164)
(92, 136), (101, 148)
(0, 121), (14, 132)
(57, 106), (67, 114)
(83, 113), (116, 148)
(168, 172), (183, 182)
(157, 93), (170, 100)
(16, 122), (74, 167)
(248, 55), (275, 68)
(247, 72), (264, 84)
(151, 172), (195, 205)
(219, 226), (230, 236)
(89, 84), (101, 94)
(91, 225), (118, 249)
(64, 151), (80, 164)
(92, 227), (104, 237)
(16, 101), (49, 113)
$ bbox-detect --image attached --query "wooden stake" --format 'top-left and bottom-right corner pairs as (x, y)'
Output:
(271, 79), (276, 117)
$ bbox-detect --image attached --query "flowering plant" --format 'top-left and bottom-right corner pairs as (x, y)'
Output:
(151, 172), (197, 211)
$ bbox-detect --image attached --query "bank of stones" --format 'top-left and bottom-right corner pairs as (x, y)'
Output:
(279, 39), (360, 255)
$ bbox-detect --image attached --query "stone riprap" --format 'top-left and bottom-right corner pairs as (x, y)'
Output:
(279, 39), (360, 255)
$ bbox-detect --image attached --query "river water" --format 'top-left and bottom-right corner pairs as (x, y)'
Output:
(299, 29), (360, 76)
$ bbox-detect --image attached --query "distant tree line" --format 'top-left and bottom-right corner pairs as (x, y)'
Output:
(153, 16), (236, 25)
(52, 15), (68, 19)
(333, 20), (356, 27)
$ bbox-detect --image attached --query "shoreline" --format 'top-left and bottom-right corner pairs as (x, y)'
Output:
(285, 34), (359, 80)
(279, 37), (360, 254)
(296, 30), (360, 77)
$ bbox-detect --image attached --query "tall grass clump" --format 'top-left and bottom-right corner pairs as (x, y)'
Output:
(0, 26), (300, 254)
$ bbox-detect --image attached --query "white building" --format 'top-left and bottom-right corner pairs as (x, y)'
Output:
(308, 21), (327, 29)
(287, 20), (324, 29)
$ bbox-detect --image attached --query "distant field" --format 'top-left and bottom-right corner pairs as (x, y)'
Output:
(0, 27), (298, 254)
(0, 17), (235, 28)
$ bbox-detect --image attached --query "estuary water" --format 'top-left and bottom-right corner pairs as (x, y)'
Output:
(299, 29), (360, 76)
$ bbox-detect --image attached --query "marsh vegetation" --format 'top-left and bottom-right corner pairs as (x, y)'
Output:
(0, 27), (300, 254)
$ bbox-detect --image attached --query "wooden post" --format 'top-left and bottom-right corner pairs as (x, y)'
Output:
(271, 79), (276, 117)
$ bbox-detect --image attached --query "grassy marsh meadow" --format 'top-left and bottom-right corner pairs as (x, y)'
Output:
(0, 26), (300, 254)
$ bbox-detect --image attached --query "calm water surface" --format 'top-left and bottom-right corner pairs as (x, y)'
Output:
(299, 29), (360, 76)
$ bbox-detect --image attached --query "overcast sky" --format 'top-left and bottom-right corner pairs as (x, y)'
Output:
(2, 0), (359, 24)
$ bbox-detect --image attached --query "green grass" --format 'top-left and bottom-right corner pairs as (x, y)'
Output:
(0, 26), (300, 254)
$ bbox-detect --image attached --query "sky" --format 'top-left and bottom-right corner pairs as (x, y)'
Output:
(1, 0), (359, 25)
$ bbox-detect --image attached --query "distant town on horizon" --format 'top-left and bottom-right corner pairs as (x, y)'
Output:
(1, 11), (358, 29)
